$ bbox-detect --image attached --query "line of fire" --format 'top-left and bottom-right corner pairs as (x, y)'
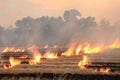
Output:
(0, 39), (120, 80)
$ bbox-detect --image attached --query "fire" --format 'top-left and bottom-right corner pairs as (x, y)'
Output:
(1, 39), (120, 70)
(3, 65), (10, 69)
(3, 56), (21, 69)
(62, 42), (103, 56)
(109, 39), (120, 48)
(2, 47), (25, 53)
(19, 55), (28, 59)
(44, 52), (58, 59)
(2, 47), (9, 52)
(75, 45), (82, 55)
(28, 45), (42, 65)
(83, 43), (103, 54)
(62, 43), (75, 56)
(100, 68), (111, 73)
(9, 56), (21, 67)
(95, 68), (111, 73)
(28, 44), (38, 51)
(29, 51), (41, 65)
(78, 55), (90, 69)
(62, 47), (74, 56)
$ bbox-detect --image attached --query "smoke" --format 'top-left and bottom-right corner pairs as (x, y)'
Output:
(0, 9), (120, 47)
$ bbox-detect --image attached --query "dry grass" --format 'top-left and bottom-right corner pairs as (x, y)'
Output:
(0, 55), (120, 74)
(0, 50), (120, 80)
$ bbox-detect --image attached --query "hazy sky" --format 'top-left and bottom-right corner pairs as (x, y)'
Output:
(0, 0), (120, 27)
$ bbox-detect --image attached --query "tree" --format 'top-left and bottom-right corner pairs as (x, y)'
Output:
(63, 9), (81, 21)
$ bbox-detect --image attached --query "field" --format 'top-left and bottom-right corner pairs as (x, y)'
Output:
(0, 48), (120, 80)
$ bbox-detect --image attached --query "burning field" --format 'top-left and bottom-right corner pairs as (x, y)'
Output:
(0, 9), (120, 80)
(0, 40), (120, 80)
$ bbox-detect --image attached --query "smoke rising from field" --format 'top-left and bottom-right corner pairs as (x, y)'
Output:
(0, 9), (120, 47)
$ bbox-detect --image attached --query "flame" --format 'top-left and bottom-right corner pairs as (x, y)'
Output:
(9, 56), (21, 67)
(62, 42), (103, 56)
(62, 43), (75, 56)
(109, 39), (120, 48)
(3, 65), (10, 69)
(78, 55), (90, 69)
(3, 56), (21, 69)
(61, 47), (74, 56)
(29, 51), (41, 65)
(2, 47), (9, 52)
(100, 68), (111, 73)
(2, 47), (25, 53)
(95, 68), (111, 73)
(75, 45), (82, 55)
(28, 45), (42, 65)
(2, 39), (120, 70)
(83, 43), (103, 54)
(44, 52), (58, 59)
(28, 44), (38, 51)
(19, 55), (28, 59)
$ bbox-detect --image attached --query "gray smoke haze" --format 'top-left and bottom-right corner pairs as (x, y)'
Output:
(0, 9), (120, 47)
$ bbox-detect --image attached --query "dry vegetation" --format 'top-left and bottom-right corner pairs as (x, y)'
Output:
(0, 54), (120, 80)
(0, 48), (120, 80)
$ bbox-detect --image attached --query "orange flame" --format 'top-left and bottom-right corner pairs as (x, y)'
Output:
(3, 56), (21, 69)
(95, 68), (111, 73)
(75, 45), (82, 55)
(2, 47), (25, 53)
(2, 47), (9, 52)
(44, 52), (58, 59)
(62, 42), (103, 56)
(83, 43), (103, 54)
(78, 55), (90, 69)
(2, 39), (120, 70)
(109, 39), (120, 48)
(28, 44), (38, 51)
(3, 65), (10, 69)
(29, 51), (41, 65)
(100, 68), (111, 73)
(62, 43), (75, 56)
(19, 55), (28, 59)
(9, 56), (21, 67)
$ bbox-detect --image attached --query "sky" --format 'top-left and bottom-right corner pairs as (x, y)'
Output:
(0, 0), (120, 27)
